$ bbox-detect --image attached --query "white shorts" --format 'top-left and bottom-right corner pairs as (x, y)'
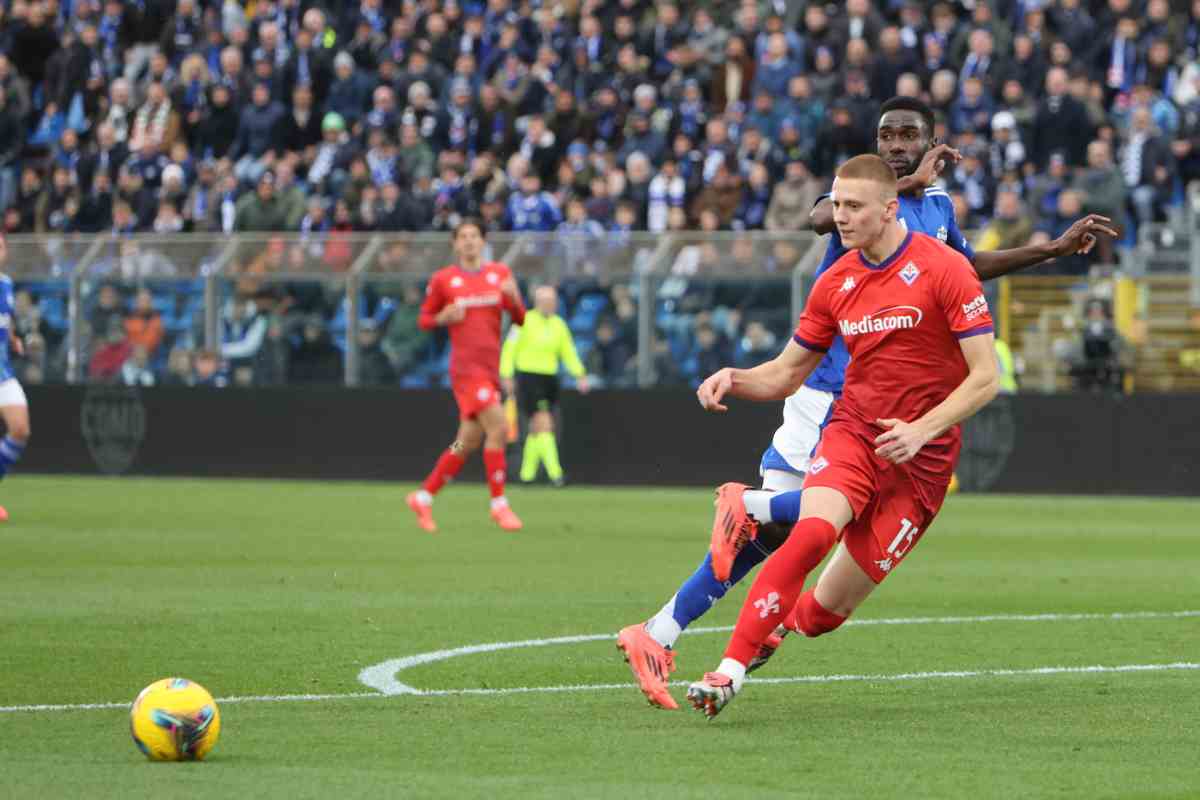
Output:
(0, 378), (27, 407)
(758, 384), (836, 480)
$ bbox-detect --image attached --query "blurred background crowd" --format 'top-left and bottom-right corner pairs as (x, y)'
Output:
(3, 0), (1195, 390)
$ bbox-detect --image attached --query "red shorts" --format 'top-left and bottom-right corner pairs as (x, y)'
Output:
(802, 419), (952, 583)
(452, 377), (501, 420)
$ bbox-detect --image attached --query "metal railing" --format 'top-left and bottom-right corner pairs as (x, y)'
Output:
(8, 226), (1197, 393)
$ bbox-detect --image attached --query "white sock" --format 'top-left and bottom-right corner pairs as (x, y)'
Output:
(717, 657), (747, 693)
(415, 490), (433, 506)
(645, 596), (683, 648)
(743, 490), (775, 523)
(490, 496), (509, 511)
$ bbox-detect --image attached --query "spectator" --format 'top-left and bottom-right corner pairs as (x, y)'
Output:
(235, 170), (290, 232)
(220, 295), (269, 376)
(232, 82), (285, 182)
(988, 111), (1027, 176)
(1069, 299), (1127, 393)
(588, 317), (633, 387)
(191, 348), (229, 387)
(735, 320), (778, 369)
(691, 323), (731, 381)
(124, 289), (165, 356)
(975, 189), (1034, 252)
(1031, 68), (1094, 168)
(506, 174), (562, 232)
(1073, 140), (1129, 247)
(130, 81), (181, 153)
(182, 160), (222, 233)
(766, 160), (824, 232)
(1122, 106), (1176, 225)
(279, 84), (323, 157)
(1031, 190), (1092, 275)
(711, 35), (754, 113)
(381, 283), (430, 375)
(327, 52), (371, 131)
(355, 319), (395, 386)
(734, 162), (773, 230)
(397, 122), (434, 185)
(288, 314), (341, 383)
(753, 33), (801, 99)
(120, 345), (156, 387)
(89, 318), (132, 383)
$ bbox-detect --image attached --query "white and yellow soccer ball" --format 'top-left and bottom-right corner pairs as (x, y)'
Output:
(130, 678), (221, 761)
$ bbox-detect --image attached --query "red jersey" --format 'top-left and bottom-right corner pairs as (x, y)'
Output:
(419, 261), (526, 382)
(794, 231), (994, 473)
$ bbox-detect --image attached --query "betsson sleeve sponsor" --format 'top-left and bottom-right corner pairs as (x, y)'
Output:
(936, 251), (994, 338)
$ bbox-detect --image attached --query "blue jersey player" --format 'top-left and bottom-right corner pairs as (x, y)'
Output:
(0, 235), (31, 521)
(616, 97), (1119, 710)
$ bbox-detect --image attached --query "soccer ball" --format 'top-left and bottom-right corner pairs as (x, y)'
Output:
(130, 678), (221, 761)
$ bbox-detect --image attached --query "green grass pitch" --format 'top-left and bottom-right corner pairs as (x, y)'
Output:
(0, 475), (1197, 799)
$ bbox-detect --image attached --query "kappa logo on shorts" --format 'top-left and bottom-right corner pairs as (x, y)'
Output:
(754, 591), (781, 619)
(477, 387), (492, 402)
(875, 557), (894, 573)
(899, 261), (921, 286)
(809, 456), (828, 474)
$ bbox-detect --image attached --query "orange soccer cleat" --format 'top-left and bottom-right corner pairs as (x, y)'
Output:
(406, 492), (436, 533)
(709, 482), (758, 582)
(490, 503), (523, 531)
(616, 624), (678, 709)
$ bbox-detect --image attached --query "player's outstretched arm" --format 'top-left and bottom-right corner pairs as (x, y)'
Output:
(697, 340), (823, 412)
(972, 215), (1120, 281)
(874, 333), (999, 464)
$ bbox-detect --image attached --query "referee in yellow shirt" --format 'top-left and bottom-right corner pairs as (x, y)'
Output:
(500, 285), (590, 486)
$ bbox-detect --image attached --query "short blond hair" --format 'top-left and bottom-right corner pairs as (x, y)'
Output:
(835, 154), (898, 202)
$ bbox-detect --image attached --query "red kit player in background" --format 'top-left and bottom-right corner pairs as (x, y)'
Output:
(406, 219), (526, 533)
(686, 155), (1000, 718)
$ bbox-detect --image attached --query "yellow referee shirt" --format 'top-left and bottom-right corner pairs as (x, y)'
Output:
(499, 310), (587, 379)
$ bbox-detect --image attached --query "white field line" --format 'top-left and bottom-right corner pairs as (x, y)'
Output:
(358, 609), (1200, 695)
(3, 663), (1198, 713)
(2, 610), (1196, 713)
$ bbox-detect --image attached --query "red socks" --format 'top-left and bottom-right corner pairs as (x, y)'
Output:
(725, 518), (838, 665)
(422, 449), (466, 495)
(791, 589), (847, 637)
(483, 448), (507, 499)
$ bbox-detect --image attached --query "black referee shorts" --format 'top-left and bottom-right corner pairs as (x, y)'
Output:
(516, 371), (560, 413)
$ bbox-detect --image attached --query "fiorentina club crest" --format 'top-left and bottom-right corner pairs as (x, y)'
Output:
(899, 261), (921, 286)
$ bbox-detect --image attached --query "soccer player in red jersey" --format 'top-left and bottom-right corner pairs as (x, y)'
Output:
(685, 155), (1000, 718)
(406, 219), (526, 533)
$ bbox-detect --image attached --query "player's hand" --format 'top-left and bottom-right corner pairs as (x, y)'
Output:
(501, 377), (515, 396)
(1051, 214), (1120, 256)
(912, 144), (961, 187)
(873, 418), (932, 464)
(576, 375), (591, 394)
(500, 277), (522, 305)
(438, 302), (466, 325)
(9, 334), (23, 358)
(697, 368), (734, 413)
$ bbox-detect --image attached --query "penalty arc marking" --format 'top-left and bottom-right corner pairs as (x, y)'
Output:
(356, 608), (1200, 696)
(1, 610), (1196, 713)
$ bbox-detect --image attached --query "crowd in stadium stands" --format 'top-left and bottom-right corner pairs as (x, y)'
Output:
(2, 0), (1199, 388)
